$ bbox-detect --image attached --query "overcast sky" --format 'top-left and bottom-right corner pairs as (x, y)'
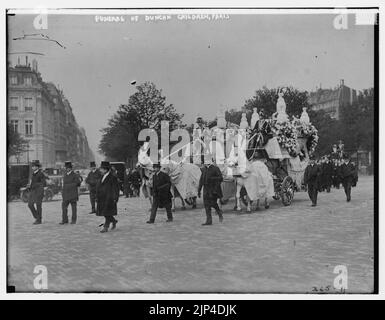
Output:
(8, 12), (374, 162)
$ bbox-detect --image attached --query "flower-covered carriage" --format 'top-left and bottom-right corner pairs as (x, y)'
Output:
(207, 92), (319, 207)
(244, 98), (319, 206)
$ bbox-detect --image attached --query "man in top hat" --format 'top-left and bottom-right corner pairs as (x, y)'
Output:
(85, 161), (102, 213)
(27, 160), (47, 224)
(60, 161), (82, 224)
(304, 155), (321, 207)
(320, 155), (333, 193)
(198, 157), (224, 225)
(146, 163), (173, 224)
(340, 154), (357, 202)
(96, 161), (120, 233)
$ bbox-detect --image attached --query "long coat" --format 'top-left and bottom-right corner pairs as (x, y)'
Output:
(320, 162), (333, 188)
(29, 170), (46, 203)
(198, 164), (223, 205)
(340, 162), (357, 185)
(62, 171), (81, 202)
(304, 164), (321, 188)
(152, 171), (172, 208)
(96, 172), (119, 216)
(85, 169), (102, 191)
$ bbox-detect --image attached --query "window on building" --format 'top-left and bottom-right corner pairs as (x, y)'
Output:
(25, 120), (33, 135)
(10, 75), (18, 85)
(9, 97), (19, 111)
(24, 76), (32, 85)
(24, 97), (33, 111)
(10, 120), (19, 133)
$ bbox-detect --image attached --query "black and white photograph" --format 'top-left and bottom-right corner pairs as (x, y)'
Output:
(4, 3), (379, 297)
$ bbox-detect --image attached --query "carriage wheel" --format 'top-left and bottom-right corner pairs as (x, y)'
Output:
(281, 176), (294, 206)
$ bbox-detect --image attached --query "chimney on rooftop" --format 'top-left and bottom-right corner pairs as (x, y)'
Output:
(32, 59), (38, 72)
(340, 79), (344, 87)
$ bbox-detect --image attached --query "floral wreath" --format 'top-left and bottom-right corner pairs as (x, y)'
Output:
(271, 120), (299, 157)
(292, 119), (319, 155)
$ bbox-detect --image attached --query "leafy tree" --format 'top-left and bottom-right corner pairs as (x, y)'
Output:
(244, 86), (309, 118)
(99, 82), (184, 161)
(339, 88), (374, 154)
(7, 124), (28, 158)
(128, 82), (183, 132)
(307, 109), (341, 156)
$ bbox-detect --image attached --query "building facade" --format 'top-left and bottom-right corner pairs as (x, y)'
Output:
(8, 56), (94, 168)
(308, 79), (357, 120)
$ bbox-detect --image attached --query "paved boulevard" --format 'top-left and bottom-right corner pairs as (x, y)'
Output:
(7, 176), (374, 293)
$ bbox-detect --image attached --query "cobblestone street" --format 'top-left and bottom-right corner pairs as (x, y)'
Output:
(7, 176), (374, 293)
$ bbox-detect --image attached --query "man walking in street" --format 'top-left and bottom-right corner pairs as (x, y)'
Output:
(304, 155), (321, 207)
(96, 161), (120, 233)
(340, 155), (358, 202)
(146, 163), (173, 224)
(131, 167), (142, 197)
(60, 161), (81, 225)
(85, 161), (102, 213)
(321, 156), (333, 193)
(27, 160), (46, 225)
(198, 157), (224, 225)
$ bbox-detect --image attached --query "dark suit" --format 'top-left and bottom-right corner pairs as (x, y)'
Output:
(28, 169), (46, 222)
(304, 164), (321, 205)
(96, 171), (119, 227)
(86, 169), (102, 211)
(198, 164), (223, 224)
(321, 161), (333, 192)
(149, 170), (173, 222)
(61, 171), (81, 223)
(340, 162), (357, 201)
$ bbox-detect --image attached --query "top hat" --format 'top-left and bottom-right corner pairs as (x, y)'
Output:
(64, 161), (72, 169)
(100, 161), (110, 170)
(90, 161), (96, 168)
(31, 160), (41, 167)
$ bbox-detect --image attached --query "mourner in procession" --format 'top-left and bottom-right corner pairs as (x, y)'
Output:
(27, 160), (46, 225)
(304, 155), (321, 207)
(146, 162), (173, 224)
(96, 161), (120, 233)
(340, 154), (358, 202)
(85, 161), (102, 214)
(60, 161), (82, 225)
(130, 167), (142, 197)
(198, 157), (224, 226)
(123, 168), (132, 198)
(320, 156), (333, 193)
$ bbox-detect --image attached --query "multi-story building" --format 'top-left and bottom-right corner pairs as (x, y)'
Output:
(8, 56), (56, 167)
(8, 56), (94, 168)
(308, 79), (357, 120)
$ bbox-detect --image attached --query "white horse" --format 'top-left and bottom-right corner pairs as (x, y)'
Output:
(161, 161), (201, 212)
(224, 159), (274, 212)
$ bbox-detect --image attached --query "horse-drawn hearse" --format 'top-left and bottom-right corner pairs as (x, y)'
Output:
(136, 91), (318, 211)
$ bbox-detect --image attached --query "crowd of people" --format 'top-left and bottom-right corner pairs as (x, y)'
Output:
(25, 149), (359, 232)
(123, 168), (142, 198)
(304, 154), (359, 207)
